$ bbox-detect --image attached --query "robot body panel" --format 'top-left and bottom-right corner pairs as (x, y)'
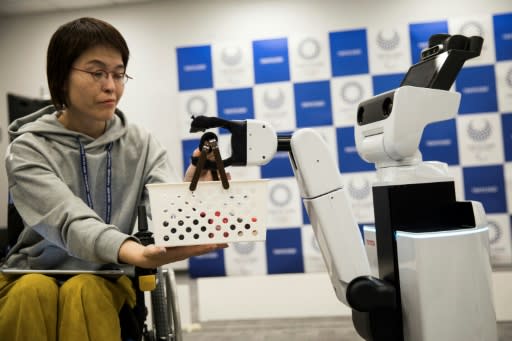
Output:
(397, 227), (496, 341)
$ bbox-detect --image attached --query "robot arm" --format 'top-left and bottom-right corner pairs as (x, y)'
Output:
(190, 116), (373, 306)
(288, 129), (372, 305)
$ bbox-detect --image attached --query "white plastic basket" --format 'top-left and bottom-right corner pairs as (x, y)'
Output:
(146, 180), (268, 247)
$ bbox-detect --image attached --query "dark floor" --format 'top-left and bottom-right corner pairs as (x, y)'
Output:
(182, 317), (512, 341)
(181, 316), (361, 341)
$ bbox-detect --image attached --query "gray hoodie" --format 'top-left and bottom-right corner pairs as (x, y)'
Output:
(3, 106), (178, 270)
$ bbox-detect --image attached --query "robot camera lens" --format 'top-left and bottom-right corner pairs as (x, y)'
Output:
(382, 98), (393, 117)
(357, 106), (365, 125)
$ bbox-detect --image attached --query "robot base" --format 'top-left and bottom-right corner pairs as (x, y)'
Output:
(364, 225), (497, 341)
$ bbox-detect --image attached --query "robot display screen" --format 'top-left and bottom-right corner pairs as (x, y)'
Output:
(7, 93), (52, 124)
(400, 52), (447, 89)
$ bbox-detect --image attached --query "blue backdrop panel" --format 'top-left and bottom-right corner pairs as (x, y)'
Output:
(266, 228), (304, 274)
(372, 73), (405, 95)
(329, 29), (369, 76)
(336, 126), (375, 173)
(253, 38), (291, 84)
(420, 119), (460, 165)
(176, 45), (213, 90)
(463, 165), (507, 214)
(217, 88), (255, 122)
(493, 13), (512, 61)
(175, 12), (512, 277)
(503, 113), (512, 161)
(456, 65), (498, 114)
(189, 249), (226, 278)
(260, 151), (294, 178)
(409, 20), (449, 64)
(294, 81), (333, 127)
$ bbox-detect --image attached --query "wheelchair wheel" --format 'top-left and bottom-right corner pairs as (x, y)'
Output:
(151, 269), (171, 340)
(149, 268), (183, 341)
(141, 327), (156, 341)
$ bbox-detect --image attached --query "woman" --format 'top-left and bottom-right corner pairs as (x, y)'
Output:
(0, 17), (225, 340)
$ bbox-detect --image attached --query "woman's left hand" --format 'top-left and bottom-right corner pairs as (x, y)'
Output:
(183, 148), (230, 182)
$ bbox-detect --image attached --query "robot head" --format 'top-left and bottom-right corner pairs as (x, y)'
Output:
(354, 34), (482, 168)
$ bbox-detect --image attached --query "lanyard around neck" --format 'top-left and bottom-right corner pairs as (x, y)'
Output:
(77, 137), (114, 224)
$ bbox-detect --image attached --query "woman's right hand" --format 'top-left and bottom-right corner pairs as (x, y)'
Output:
(118, 239), (228, 268)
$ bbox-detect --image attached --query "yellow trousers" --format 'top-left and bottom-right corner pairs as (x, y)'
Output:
(0, 273), (136, 341)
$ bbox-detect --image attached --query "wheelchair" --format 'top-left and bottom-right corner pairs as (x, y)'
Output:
(0, 203), (183, 341)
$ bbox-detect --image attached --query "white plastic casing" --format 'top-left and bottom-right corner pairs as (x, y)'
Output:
(290, 129), (371, 304)
(147, 180), (268, 246)
(374, 161), (453, 187)
(396, 226), (497, 341)
(364, 223), (497, 341)
(246, 120), (278, 166)
(290, 129), (343, 198)
(355, 86), (461, 167)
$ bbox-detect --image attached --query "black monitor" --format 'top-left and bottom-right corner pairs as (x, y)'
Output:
(400, 34), (483, 90)
(3, 94), (53, 255)
(7, 93), (52, 125)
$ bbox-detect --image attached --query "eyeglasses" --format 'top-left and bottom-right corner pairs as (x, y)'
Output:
(72, 67), (133, 85)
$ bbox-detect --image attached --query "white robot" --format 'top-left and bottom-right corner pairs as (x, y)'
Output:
(188, 34), (497, 341)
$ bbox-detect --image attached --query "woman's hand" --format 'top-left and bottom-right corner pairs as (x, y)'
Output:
(119, 239), (228, 269)
(183, 148), (214, 182)
(183, 148), (231, 182)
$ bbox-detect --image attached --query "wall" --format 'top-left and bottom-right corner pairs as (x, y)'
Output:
(197, 271), (512, 322)
(0, 0), (511, 227)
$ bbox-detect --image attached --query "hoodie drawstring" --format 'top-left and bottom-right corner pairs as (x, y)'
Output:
(77, 137), (114, 224)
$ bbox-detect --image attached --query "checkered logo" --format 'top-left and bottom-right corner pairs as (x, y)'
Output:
(178, 11), (512, 277)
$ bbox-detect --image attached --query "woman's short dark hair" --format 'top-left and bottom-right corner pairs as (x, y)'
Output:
(47, 17), (130, 110)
